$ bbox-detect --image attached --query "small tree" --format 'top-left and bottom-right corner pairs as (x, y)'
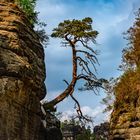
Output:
(13, 0), (48, 45)
(44, 17), (105, 119)
(14, 0), (38, 25)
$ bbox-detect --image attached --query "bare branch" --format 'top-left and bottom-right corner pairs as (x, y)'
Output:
(77, 39), (98, 55)
(62, 79), (93, 123)
(70, 93), (92, 123)
(77, 74), (96, 81)
(77, 56), (92, 75)
(76, 50), (99, 64)
(63, 79), (69, 86)
(64, 33), (70, 41)
(60, 41), (70, 47)
(76, 50), (99, 74)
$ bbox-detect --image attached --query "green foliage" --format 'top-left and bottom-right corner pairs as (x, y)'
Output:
(109, 9), (140, 123)
(76, 129), (94, 140)
(61, 119), (95, 140)
(114, 9), (140, 107)
(113, 69), (140, 111)
(15, 0), (37, 25)
(121, 8), (140, 69)
(14, 0), (48, 46)
(101, 9), (140, 125)
(51, 17), (98, 43)
(36, 28), (49, 46)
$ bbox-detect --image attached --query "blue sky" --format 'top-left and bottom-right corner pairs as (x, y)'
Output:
(36, 0), (140, 125)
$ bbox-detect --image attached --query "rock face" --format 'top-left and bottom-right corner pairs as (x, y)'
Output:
(110, 107), (140, 140)
(110, 83), (140, 140)
(62, 123), (83, 140)
(0, 2), (46, 140)
(93, 122), (110, 140)
(43, 111), (62, 140)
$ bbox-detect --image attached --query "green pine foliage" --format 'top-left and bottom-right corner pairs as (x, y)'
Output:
(51, 17), (98, 42)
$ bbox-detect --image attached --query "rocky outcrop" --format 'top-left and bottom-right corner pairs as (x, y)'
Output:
(93, 122), (110, 140)
(110, 83), (140, 140)
(0, 2), (46, 140)
(62, 123), (83, 140)
(110, 107), (140, 140)
(41, 110), (62, 140)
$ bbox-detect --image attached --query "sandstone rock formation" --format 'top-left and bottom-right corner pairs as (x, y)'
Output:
(93, 122), (110, 140)
(109, 57), (140, 139)
(109, 72), (140, 140)
(110, 105), (140, 140)
(0, 2), (46, 140)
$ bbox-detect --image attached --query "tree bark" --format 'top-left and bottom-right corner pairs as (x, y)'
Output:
(44, 44), (77, 109)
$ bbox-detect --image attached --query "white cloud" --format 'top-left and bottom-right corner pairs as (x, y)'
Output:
(36, 0), (66, 18)
(61, 110), (76, 121)
(60, 105), (110, 125)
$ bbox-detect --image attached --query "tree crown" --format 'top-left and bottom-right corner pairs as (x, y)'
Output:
(51, 17), (98, 44)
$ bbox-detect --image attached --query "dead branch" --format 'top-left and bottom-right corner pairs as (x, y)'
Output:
(70, 93), (92, 123)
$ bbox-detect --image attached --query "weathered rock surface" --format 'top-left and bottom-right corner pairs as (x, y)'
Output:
(42, 111), (62, 140)
(0, 2), (46, 140)
(110, 110), (140, 140)
(110, 97), (140, 139)
(93, 122), (110, 140)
